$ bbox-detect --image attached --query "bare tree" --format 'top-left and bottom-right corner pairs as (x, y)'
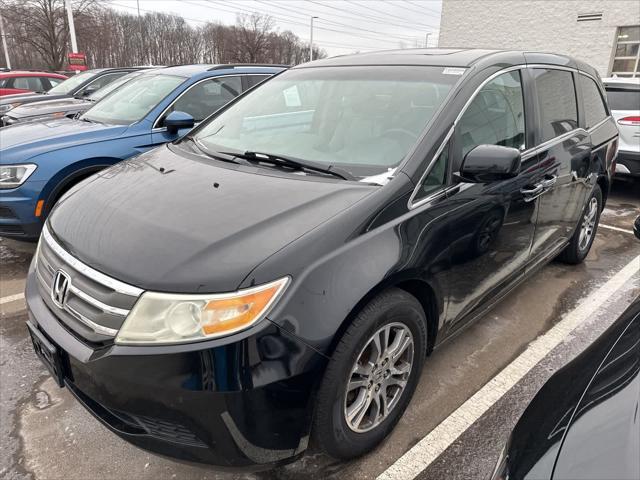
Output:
(0, 4), (326, 70)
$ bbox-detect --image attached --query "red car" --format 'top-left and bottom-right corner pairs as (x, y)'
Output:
(0, 70), (68, 96)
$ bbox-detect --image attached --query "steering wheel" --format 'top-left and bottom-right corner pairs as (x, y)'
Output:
(381, 128), (419, 144)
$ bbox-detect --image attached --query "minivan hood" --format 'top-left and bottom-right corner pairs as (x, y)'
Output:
(49, 144), (375, 293)
(0, 117), (127, 163)
(7, 97), (90, 119)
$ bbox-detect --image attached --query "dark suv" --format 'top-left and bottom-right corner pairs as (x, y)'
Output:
(25, 49), (617, 469)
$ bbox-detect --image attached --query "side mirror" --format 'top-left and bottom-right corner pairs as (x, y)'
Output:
(80, 87), (97, 97)
(634, 216), (640, 240)
(164, 111), (194, 134)
(460, 145), (521, 183)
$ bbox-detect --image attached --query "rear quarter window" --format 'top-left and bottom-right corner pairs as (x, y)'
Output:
(579, 75), (609, 128)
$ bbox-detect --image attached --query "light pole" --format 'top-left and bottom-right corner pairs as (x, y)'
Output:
(0, 14), (10, 69)
(310, 16), (318, 61)
(424, 32), (431, 48)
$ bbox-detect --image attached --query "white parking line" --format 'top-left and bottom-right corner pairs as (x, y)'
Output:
(378, 254), (640, 480)
(600, 223), (635, 235)
(0, 292), (25, 305)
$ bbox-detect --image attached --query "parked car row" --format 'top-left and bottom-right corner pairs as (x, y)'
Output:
(0, 69), (68, 96)
(2, 49), (636, 475)
(0, 67), (146, 119)
(0, 70), (149, 126)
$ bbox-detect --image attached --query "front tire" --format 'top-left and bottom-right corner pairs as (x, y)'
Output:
(558, 185), (602, 264)
(312, 288), (427, 460)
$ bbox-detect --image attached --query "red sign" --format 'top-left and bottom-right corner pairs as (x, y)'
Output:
(67, 52), (88, 71)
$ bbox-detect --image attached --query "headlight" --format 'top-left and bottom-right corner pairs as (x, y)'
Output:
(0, 102), (21, 114)
(115, 277), (289, 345)
(0, 164), (37, 189)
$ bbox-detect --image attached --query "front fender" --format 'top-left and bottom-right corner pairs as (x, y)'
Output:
(245, 178), (449, 356)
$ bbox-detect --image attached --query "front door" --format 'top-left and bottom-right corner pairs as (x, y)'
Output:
(444, 69), (539, 328)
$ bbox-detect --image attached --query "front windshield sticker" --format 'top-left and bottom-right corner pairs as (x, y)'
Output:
(443, 67), (466, 76)
(283, 86), (302, 107)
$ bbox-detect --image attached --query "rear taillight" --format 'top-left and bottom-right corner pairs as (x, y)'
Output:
(617, 116), (640, 126)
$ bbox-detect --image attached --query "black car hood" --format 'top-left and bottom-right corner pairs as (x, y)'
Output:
(505, 298), (640, 479)
(49, 144), (375, 293)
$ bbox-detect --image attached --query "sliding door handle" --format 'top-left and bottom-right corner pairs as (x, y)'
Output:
(521, 184), (544, 202)
(540, 175), (557, 189)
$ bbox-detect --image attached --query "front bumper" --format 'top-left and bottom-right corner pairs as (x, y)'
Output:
(0, 180), (46, 240)
(25, 264), (326, 469)
(615, 150), (640, 176)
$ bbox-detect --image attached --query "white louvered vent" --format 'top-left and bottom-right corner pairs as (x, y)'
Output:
(577, 12), (603, 22)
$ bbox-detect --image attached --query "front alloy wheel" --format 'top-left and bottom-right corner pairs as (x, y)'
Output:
(345, 323), (414, 433)
(312, 288), (427, 460)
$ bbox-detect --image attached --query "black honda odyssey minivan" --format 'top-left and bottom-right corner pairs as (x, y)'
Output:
(26, 49), (617, 469)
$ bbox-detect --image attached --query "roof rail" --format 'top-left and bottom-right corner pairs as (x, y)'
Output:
(208, 63), (289, 70)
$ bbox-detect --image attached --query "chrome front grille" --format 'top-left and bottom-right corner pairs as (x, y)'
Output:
(36, 224), (143, 343)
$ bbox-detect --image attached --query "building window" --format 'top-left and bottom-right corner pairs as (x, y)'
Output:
(612, 26), (640, 78)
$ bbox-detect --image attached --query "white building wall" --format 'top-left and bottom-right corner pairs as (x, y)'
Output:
(438, 0), (640, 76)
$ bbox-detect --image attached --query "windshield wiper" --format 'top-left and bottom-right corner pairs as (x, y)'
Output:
(219, 150), (355, 181)
(188, 138), (244, 165)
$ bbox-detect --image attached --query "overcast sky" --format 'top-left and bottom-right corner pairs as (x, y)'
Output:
(107, 0), (443, 56)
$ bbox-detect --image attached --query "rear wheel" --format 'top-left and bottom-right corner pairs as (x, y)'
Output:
(312, 288), (427, 459)
(557, 185), (602, 264)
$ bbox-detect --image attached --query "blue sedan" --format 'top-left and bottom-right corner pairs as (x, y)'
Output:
(0, 64), (284, 240)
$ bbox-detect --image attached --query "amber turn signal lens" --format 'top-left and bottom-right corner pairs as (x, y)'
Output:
(202, 283), (281, 335)
(34, 199), (44, 217)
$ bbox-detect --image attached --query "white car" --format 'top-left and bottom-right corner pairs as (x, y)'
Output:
(603, 77), (640, 177)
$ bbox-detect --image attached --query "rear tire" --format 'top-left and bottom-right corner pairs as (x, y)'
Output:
(312, 288), (427, 460)
(557, 185), (602, 264)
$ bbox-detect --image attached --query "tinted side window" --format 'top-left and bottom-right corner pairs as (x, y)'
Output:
(415, 143), (448, 201)
(579, 75), (608, 128)
(47, 77), (64, 88)
(245, 75), (270, 90)
(166, 76), (242, 123)
(532, 69), (578, 143)
(13, 77), (45, 91)
(457, 70), (526, 163)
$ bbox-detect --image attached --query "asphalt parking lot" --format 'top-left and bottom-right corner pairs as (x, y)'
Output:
(1, 179), (638, 480)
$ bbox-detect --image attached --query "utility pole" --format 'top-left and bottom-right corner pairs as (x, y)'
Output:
(309, 16), (318, 61)
(64, 0), (78, 54)
(424, 32), (432, 48)
(0, 14), (10, 69)
(137, 0), (146, 65)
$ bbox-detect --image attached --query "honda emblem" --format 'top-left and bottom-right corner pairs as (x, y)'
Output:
(51, 270), (71, 308)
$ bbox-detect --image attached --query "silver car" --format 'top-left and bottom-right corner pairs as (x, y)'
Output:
(603, 77), (640, 176)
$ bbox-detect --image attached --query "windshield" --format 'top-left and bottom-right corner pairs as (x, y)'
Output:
(88, 71), (143, 102)
(47, 70), (97, 95)
(193, 66), (461, 179)
(81, 74), (185, 125)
